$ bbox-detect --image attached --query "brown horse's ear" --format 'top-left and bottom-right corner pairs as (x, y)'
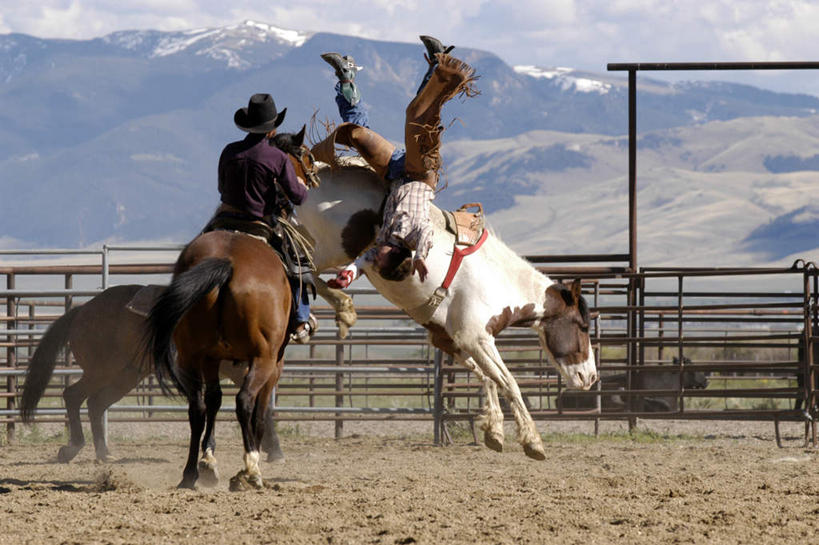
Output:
(294, 125), (306, 146)
(570, 279), (583, 302)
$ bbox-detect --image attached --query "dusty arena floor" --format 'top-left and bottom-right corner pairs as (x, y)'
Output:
(1, 419), (818, 545)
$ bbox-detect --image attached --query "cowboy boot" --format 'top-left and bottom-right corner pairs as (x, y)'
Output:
(417, 36), (455, 94)
(321, 52), (362, 105)
(405, 53), (476, 189)
(420, 35), (455, 59)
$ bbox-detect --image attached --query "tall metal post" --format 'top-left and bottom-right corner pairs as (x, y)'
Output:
(626, 68), (638, 431)
(628, 68), (637, 273)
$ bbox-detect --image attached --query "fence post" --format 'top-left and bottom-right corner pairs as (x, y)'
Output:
(812, 269), (818, 446)
(433, 349), (443, 445)
(64, 273), (73, 434)
(334, 331), (344, 440)
(626, 274), (637, 431)
(6, 272), (16, 442)
(677, 275), (685, 415)
(100, 248), (109, 444)
(804, 270), (816, 447)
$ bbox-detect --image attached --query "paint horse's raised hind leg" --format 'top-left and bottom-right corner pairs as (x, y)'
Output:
(197, 375), (222, 488)
(454, 354), (505, 452)
(314, 277), (357, 338)
(463, 334), (545, 460)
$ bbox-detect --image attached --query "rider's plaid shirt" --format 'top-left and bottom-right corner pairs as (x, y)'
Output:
(377, 180), (434, 260)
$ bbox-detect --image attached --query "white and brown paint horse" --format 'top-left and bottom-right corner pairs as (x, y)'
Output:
(275, 133), (598, 460)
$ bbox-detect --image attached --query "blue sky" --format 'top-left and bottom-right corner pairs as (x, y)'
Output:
(2, 0), (819, 94)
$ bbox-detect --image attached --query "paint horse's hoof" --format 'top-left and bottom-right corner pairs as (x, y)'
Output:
(197, 460), (219, 488)
(229, 471), (263, 492)
(523, 441), (547, 461)
(483, 430), (504, 453)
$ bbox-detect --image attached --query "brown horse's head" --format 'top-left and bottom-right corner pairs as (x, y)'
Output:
(538, 279), (597, 390)
(271, 125), (320, 188)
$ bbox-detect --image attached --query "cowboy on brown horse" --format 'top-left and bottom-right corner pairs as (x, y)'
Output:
(313, 36), (476, 288)
(204, 93), (317, 343)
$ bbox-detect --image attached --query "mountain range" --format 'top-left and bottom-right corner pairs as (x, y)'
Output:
(0, 21), (817, 266)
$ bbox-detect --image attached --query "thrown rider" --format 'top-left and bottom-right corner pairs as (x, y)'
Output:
(205, 93), (317, 344)
(317, 36), (475, 289)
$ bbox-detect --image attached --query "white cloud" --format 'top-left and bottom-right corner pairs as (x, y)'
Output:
(2, 0), (819, 93)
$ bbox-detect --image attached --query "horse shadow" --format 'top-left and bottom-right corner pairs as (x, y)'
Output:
(0, 477), (94, 492)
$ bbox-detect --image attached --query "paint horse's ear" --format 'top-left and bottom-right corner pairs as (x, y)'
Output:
(294, 125), (306, 147)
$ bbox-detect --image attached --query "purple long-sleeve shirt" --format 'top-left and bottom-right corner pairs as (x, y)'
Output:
(218, 133), (307, 219)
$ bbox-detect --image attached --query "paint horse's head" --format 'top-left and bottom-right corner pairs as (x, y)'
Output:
(538, 279), (597, 390)
(271, 125), (320, 188)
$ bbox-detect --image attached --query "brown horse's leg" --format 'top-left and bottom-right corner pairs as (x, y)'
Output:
(233, 358), (278, 489)
(197, 363), (223, 488)
(253, 377), (278, 451)
(179, 375), (205, 490)
(86, 368), (144, 462)
(58, 378), (89, 463)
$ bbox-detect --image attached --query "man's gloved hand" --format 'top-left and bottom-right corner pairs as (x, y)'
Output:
(327, 269), (354, 289)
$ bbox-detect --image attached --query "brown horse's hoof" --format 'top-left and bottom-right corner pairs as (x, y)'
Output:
(484, 430), (504, 453)
(523, 442), (547, 461)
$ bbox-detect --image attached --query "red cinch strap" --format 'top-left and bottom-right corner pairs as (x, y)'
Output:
(441, 229), (489, 290)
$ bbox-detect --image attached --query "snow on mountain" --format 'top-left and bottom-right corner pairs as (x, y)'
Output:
(514, 65), (612, 94)
(103, 20), (311, 69)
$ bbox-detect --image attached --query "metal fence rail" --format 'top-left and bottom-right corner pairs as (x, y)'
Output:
(1, 250), (817, 447)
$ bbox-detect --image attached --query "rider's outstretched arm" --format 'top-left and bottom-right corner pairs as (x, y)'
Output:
(327, 248), (376, 289)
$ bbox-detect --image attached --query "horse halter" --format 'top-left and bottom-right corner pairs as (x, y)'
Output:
(289, 146), (321, 188)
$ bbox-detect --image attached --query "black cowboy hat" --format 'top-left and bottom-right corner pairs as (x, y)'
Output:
(234, 93), (287, 133)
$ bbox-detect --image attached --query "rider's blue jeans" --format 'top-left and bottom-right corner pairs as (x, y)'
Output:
(335, 83), (406, 181)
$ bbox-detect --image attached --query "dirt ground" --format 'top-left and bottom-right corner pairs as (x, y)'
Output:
(1, 419), (818, 545)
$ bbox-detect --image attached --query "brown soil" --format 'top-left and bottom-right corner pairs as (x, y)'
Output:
(1, 420), (817, 544)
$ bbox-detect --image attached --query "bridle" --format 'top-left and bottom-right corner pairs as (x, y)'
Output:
(289, 145), (321, 189)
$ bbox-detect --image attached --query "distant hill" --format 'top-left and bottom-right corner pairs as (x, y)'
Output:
(0, 21), (817, 266)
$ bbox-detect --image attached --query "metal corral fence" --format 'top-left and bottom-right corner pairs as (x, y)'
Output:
(1, 248), (817, 447)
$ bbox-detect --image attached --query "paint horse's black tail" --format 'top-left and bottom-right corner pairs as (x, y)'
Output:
(20, 307), (82, 423)
(146, 258), (233, 397)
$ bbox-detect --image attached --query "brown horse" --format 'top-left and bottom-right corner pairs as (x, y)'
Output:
(146, 230), (292, 489)
(19, 284), (284, 464)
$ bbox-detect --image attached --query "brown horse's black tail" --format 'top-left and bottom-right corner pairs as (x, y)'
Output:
(147, 257), (233, 397)
(20, 306), (81, 423)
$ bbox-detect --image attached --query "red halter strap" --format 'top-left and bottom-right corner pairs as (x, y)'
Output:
(441, 229), (489, 290)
